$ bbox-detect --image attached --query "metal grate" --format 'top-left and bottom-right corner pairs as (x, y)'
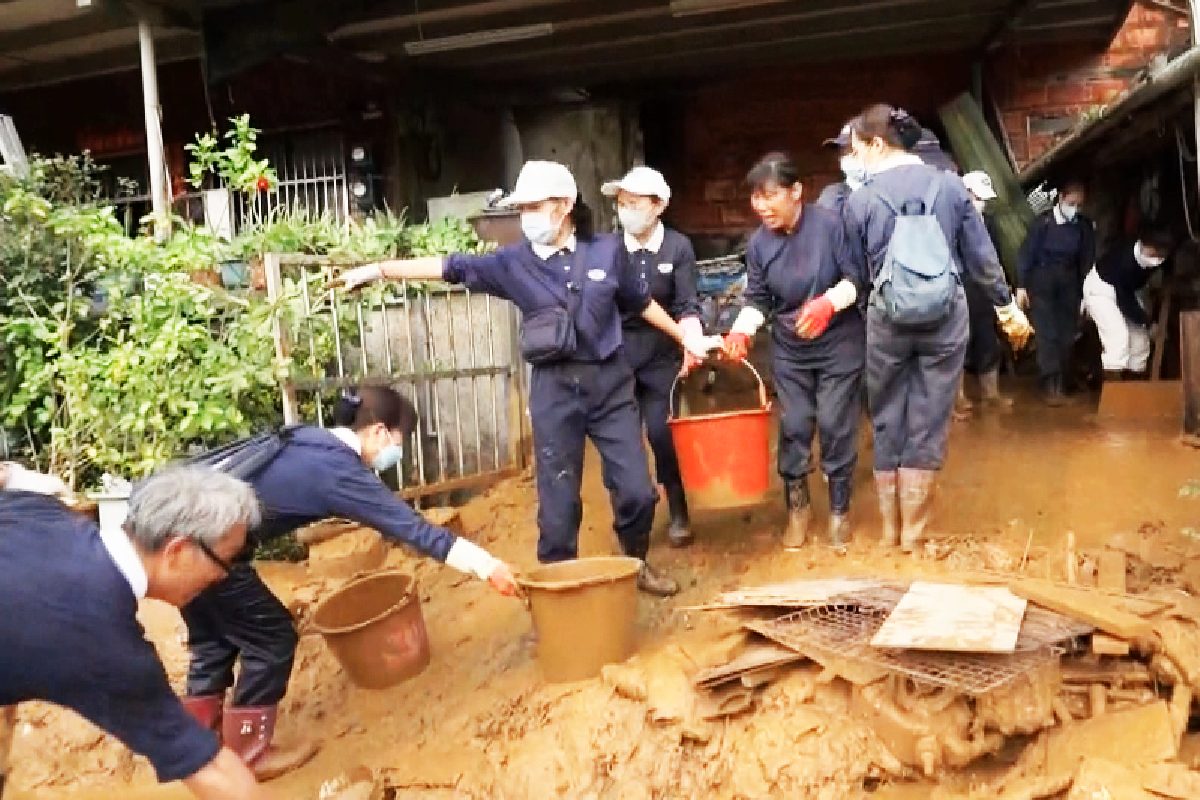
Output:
(747, 605), (1063, 696)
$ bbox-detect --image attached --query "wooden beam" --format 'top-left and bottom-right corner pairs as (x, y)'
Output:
(0, 32), (198, 92)
(1008, 578), (1156, 643)
(399, 468), (519, 500)
(979, 0), (1039, 53)
(331, 0), (574, 40)
(0, 6), (133, 56)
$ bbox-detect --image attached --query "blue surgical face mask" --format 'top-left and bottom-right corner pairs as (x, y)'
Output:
(372, 429), (403, 472)
(521, 210), (561, 246)
(840, 154), (868, 190)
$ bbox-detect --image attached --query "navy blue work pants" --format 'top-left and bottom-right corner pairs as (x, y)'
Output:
(773, 344), (863, 513)
(181, 561), (298, 707)
(623, 329), (684, 489)
(867, 289), (969, 472)
(531, 354), (658, 563)
(1028, 268), (1081, 381)
(963, 279), (1002, 375)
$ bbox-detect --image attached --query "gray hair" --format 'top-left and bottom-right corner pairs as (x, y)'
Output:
(125, 465), (261, 551)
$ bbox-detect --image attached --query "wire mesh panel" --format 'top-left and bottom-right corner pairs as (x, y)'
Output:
(264, 254), (525, 503)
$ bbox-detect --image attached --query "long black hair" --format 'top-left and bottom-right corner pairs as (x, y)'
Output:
(852, 104), (923, 151)
(332, 386), (418, 434)
(570, 192), (595, 241)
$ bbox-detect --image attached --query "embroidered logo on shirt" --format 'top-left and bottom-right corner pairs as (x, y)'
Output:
(657, 263), (674, 274)
(587, 269), (607, 281)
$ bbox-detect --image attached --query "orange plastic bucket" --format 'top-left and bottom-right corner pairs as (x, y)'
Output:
(669, 359), (772, 511)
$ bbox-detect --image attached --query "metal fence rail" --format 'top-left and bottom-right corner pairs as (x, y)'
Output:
(265, 253), (527, 503)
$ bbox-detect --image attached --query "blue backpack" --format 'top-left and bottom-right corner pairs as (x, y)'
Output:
(871, 175), (957, 326)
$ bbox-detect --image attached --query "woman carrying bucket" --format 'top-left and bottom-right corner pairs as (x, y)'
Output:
(842, 105), (1031, 552)
(180, 387), (518, 781)
(600, 166), (703, 548)
(333, 160), (723, 597)
(722, 151), (866, 547)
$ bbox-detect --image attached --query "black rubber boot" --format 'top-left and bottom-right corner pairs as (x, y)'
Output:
(828, 478), (853, 546)
(664, 482), (693, 548)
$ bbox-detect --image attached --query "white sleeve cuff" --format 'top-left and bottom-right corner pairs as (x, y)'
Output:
(678, 316), (703, 340)
(824, 280), (858, 312)
(730, 306), (766, 337)
(445, 537), (501, 581)
(3, 463), (67, 496)
(995, 302), (1020, 324)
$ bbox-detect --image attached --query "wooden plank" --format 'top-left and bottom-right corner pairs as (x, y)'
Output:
(714, 578), (892, 609)
(1008, 578), (1156, 642)
(1150, 282), (1173, 381)
(264, 253), (299, 425)
(693, 640), (805, 688)
(939, 93), (1035, 284)
(397, 468), (519, 501)
(870, 582), (1027, 653)
(1039, 702), (1177, 777)
(1097, 550), (1127, 594)
(1183, 310), (1200, 437)
(1092, 634), (1131, 657)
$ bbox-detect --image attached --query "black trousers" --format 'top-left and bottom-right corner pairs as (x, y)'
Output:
(963, 279), (1002, 375)
(773, 344), (863, 513)
(1028, 268), (1081, 381)
(531, 353), (658, 564)
(867, 289), (969, 472)
(624, 329), (684, 489)
(181, 561), (298, 707)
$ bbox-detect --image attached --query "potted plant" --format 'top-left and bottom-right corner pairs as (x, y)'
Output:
(185, 114), (278, 251)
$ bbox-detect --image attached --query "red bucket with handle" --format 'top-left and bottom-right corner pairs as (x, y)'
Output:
(668, 359), (772, 511)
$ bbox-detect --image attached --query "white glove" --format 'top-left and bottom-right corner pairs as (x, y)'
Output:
(995, 302), (1033, 350)
(1015, 288), (1029, 309)
(683, 331), (724, 359)
(333, 264), (384, 292)
(445, 537), (502, 582)
(3, 463), (69, 496)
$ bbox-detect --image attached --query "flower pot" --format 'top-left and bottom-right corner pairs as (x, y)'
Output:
(220, 259), (249, 289)
(190, 269), (222, 288)
(203, 188), (235, 241)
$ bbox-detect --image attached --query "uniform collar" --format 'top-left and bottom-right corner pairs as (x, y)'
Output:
(869, 152), (924, 174)
(329, 426), (362, 455)
(531, 233), (577, 261)
(99, 524), (148, 600)
(624, 223), (665, 254)
(1052, 205), (1074, 225)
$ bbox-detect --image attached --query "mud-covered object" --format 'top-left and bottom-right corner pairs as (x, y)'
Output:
(0, 493), (219, 782)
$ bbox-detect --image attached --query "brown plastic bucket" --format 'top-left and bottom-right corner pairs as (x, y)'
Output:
(311, 570), (430, 690)
(518, 556), (642, 683)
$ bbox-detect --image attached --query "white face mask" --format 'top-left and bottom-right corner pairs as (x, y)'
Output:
(521, 210), (562, 246)
(839, 154), (868, 190)
(1058, 202), (1078, 222)
(617, 207), (656, 237)
(971, 198), (986, 214)
(1133, 240), (1166, 270)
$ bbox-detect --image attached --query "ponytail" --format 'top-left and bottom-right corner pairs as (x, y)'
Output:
(570, 193), (595, 241)
(331, 386), (418, 434)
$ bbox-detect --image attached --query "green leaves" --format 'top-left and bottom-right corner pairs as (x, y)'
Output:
(186, 116), (277, 194)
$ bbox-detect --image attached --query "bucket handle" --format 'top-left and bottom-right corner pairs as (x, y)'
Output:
(669, 358), (769, 421)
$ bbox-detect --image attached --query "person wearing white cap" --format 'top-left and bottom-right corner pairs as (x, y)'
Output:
(722, 151), (867, 548)
(957, 170), (1014, 411)
(600, 166), (701, 548)
(332, 160), (722, 596)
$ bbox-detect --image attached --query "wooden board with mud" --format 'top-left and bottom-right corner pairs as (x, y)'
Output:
(870, 583), (1027, 653)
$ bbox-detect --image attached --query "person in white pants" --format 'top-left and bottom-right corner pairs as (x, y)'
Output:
(1082, 230), (1173, 381)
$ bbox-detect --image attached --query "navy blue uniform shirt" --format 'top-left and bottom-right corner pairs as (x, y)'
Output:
(620, 225), (700, 362)
(444, 236), (652, 362)
(0, 493), (219, 783)
(1018, 209), (1096, 290)
(249, 426), (456, 561)
(744, 204), (865, 365)
(816, 182), (853, 216)
(845, 162), (1012, 308)
(1095, 240), (1159, 327)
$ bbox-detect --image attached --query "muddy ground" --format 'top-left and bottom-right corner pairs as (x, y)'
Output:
(7, 381), (1200, 799)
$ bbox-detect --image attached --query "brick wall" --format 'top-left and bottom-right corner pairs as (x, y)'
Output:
(988, 2), (1190, 168)
(664, 53), (972, 237)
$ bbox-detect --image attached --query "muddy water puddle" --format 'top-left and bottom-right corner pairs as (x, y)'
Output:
(12, 382), (1200, 799)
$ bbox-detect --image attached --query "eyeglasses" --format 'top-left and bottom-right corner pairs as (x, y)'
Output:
(194, 538), (234, 574)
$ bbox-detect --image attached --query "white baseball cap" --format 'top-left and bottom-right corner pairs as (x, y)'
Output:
(601, 166), (671, 203)
(498, 160), (577, 207)
(962, 171), (997, 200)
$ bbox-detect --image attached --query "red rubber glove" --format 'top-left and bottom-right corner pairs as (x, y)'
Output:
(795, 296), (835, 339)
(722, 332), (750, 360)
